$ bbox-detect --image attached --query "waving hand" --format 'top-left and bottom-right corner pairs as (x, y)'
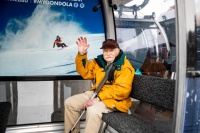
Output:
(76, 37), (90, 55)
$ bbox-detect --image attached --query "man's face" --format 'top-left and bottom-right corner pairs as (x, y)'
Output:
(103, 48), (120, 63)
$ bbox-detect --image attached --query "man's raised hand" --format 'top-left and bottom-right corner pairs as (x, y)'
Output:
(76, 36), (90, 55)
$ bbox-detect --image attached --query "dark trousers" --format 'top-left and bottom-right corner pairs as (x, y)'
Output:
(54, 43), (67, 48)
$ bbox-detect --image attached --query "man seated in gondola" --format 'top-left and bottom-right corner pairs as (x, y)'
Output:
(64, 36), (135, 133)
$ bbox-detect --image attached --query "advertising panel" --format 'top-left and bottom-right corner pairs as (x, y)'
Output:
(0, 0), (105, 79)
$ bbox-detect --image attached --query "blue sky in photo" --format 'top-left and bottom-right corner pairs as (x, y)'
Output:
(0, 0), (105, 34)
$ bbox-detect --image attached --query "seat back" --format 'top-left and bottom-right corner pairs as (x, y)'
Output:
(0, 102), (11, 133)
(130, 74), (175, 111)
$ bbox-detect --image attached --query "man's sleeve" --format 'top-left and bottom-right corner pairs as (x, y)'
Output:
(75, 53), (96, 80)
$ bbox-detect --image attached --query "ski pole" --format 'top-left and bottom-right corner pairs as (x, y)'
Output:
(69, 63), (116, 133)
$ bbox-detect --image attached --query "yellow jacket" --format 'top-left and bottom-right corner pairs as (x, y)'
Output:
(75, 51), (135, 113)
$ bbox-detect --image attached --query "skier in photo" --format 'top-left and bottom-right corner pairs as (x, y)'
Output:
(53, 36), (68, 49)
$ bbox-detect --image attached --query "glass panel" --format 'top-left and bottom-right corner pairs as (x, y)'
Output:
(183, 1), (200, 132)
(198, 26), (200, 70)
(0, 80), (90, 126)
(197, 0), (200, 70)
(184, 77), (200, 133)
(113, 1), (176, 133)
(113, 0), (176, 79)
